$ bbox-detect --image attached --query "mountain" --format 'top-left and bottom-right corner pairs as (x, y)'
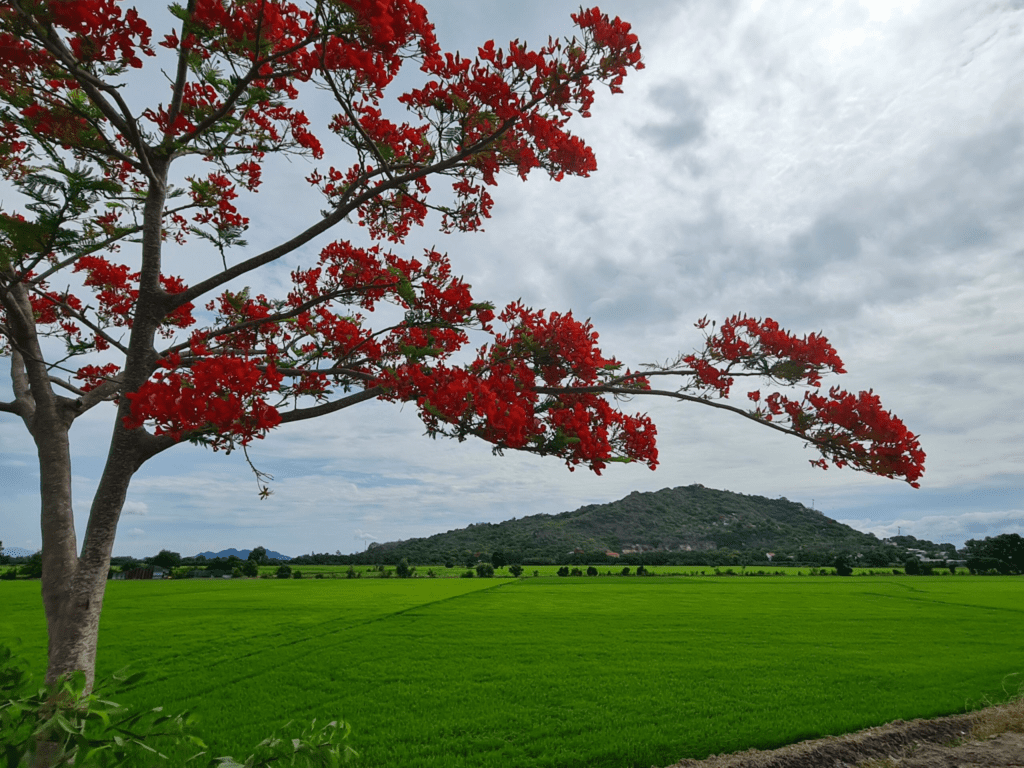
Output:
(194, 547), (292, 561)
(1, 546), (36, 559)
(366, 484), (892, 563)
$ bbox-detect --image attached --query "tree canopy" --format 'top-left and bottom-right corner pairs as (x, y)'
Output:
(0, 0), (924, 705)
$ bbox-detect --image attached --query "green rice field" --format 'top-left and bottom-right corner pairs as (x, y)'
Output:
(2, 575), (1022, 767)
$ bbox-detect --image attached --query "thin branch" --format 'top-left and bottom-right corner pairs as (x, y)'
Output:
(276, 386), (384, 423)
(533, 384), (807, 442)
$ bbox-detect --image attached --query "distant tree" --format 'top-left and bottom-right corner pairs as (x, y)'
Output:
(570, 567), (583, 577)
(586, 566), (599, 577)
(396, 559), (413, 578)
(0, 541), (8, 565)
(19, 552), (42, 579)
(475, 562), (495, 578)
(275, 565), (292, 579)
(346, 565), (357, 579)
(491, 551), (508, 569)
(292, 570), (303, 579)
(621, 567), (630, 576)
(465, 555), (477, 569)
(557, 566), (570, 578)
(834, 556), (853, 577)
(508, 564), (524, 578)
(903, 557), (921, 575)
(947, 562), (956, 575)
(241, 559), (259, 578)
(966, 556), (1007, 575)
(444, 560), (455, 569)
(965, 534), (1024, 574)
(636, 565), (647, 576)
(1, 568), (17, 580)
(864, 549), (892, 568)
(248, 547), (268, 565)
(151, 549), (181, 569)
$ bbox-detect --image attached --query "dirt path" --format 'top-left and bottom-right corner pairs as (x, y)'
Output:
(664, 700), (1024, 768)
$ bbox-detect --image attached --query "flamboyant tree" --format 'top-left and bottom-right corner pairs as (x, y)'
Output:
(0, 0), (924, 696)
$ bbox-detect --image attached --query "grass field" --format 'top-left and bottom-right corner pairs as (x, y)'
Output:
(2, 575), (1022, 768)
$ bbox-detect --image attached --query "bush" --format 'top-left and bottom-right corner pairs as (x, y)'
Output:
(834, 556), (853, 577)
(292, 570), (303, 579)
(636, 565), (647, 576)
(0, 568), (17, 581)
(556, 566), (569, 577)
(241, 559), (259, 578)
(621, 567), (630, 576)
(586, 566), (599, 577)
(461, 570), (474, 578)
(346, 565), (357, 579)
(315, 573), (324, 579)
(508, 564), (523, 578)
(0, 643), (357, 767)
(231, 567), (244, 578)
(475, 562), (495, 578)
(275, 565), (292, 579)
(396, 559), (413, 578)
(570, 567), (583, 577)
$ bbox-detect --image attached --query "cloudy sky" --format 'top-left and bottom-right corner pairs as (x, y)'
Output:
(2, 0), (1022, 558)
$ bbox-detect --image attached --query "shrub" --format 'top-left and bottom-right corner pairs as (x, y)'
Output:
(621, 567), (630, 576)
(396, 559), (412, 578)
(904, 558), (921, 575)
(241, 559), (259, 578)
(444, 560), (454, 569)
(232, 567), (244, 578)
(461, 570), (474, 578)
(275, 565), (292, 579)
(346, 565), (357, 579)
(570, 567), (583, 577)
(508, 564), (523, 578)
(426, 569), (437, 578)
(556, 566), (570, 577)
(475, 562), (495, 578)
(292, 570), (304, 579)
(586, 566), (599, 577)
(533, 570), (540, 578)
(636, 565), (647, 576)
(315, 573), (324, 579)
(0, 568), (17, 581)
(834, 556), (853, 577)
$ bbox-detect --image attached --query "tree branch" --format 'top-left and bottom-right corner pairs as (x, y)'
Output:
(277, 386), (384, 423)
(533, 384), (807, 442)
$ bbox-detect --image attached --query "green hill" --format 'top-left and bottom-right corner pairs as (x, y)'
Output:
(366, 484), (898, 566)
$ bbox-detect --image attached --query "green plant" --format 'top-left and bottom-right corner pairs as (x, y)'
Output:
(0, 568), (17, 581)
(0, 644), (356, 767)
(570, 567), (583, 577)
(508, 564), (523, 578)
(586, 566), (599, 576)
(461, 570), (474, 578)
(292, 570), (303, 579)
(621, 567), (630, 576)
(556, 566), (570, 577)
(275, 565), (292, 579)
(475, 563), (495, 578)
(396, 559), (413, 579)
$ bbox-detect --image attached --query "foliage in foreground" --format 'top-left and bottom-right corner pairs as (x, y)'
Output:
(0, 644), (354, 768)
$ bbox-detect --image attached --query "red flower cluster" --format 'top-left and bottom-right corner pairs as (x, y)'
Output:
(124, 348), (283, 450)
(681, 316), (925, 486)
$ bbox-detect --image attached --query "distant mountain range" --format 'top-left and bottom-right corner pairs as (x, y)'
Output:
(364, 484), (934, 564)
(1, 546), (36, 559)
(194, 548), (292, 561)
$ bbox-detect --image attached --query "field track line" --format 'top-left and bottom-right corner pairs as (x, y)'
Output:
(138, 580), (513, 691)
